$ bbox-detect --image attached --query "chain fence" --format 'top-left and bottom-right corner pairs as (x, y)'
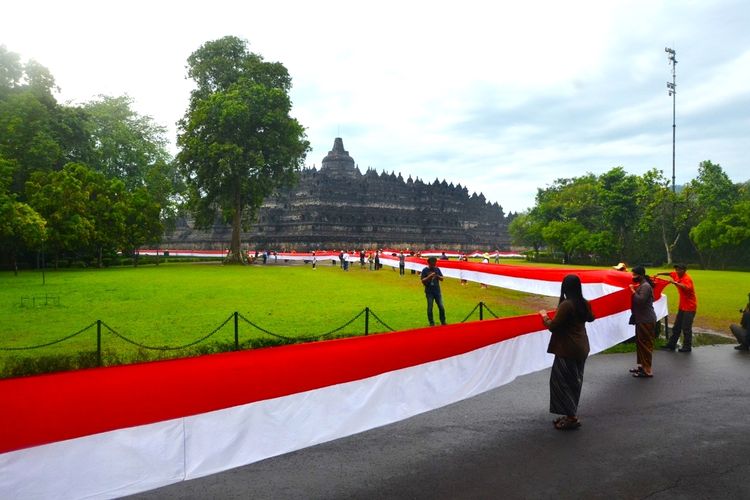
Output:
(0, 303), (499, 374)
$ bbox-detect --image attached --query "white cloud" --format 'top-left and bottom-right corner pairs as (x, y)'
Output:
(2, 0), (748, 213)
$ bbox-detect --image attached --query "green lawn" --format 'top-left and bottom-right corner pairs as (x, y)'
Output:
(1, 260), (745, 376)
(0, 262), (542, 375)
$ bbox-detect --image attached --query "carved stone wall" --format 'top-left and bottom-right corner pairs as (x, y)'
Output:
(164, 138), (512, 251)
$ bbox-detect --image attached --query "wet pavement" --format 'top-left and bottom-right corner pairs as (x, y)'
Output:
(131, 345), (749, 499)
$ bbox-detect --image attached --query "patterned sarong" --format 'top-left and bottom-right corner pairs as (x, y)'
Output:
(550, 355), (586, 416)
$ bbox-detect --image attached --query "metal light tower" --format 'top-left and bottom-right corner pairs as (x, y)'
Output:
(665, 47), (677, 193)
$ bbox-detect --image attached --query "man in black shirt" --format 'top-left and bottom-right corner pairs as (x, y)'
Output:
(421, 257), (446, 326)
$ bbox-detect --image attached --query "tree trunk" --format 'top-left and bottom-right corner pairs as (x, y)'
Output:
(226, 191), (246, 264)
(661, 221), (680, 265)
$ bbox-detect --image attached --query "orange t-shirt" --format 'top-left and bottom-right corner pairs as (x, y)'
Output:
(670, 271), (697, 311)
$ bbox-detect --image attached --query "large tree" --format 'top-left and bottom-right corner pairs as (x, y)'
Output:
(177, 36), (309, 263)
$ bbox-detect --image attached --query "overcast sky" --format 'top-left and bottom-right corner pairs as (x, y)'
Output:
(3, 0), (748, 213)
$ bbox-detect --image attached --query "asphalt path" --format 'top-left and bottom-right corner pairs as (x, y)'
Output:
(131, 345), (749, 500)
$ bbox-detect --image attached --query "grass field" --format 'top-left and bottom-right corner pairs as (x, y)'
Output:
(0, 261), (554, 375)
(1, 259), (745, 376)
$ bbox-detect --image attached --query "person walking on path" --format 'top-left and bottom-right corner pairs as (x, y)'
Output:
(730, 292), (750, 351)
(539, 274), (595, 430)
(421, 257), (446, 326)
(629, 266), (657, 377)
(655, 263), (697, 352)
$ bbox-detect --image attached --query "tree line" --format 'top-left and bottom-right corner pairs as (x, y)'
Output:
(2, 38), (747, 272)
(0, 45), (180, 271)
(1, 36), (309, 271)
(508, 163), (750, 269)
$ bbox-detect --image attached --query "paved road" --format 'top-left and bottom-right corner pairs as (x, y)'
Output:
(131, 345), (749, 499)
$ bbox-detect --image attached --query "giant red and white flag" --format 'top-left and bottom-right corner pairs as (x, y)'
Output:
(0, 262), (667, 499)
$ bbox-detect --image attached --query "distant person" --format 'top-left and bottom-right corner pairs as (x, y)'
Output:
(440, 252), (448, 260)
(459, 254), (468, 286)
(730, 292), (750, 351)
(494, 250), (500, 264)
(339, 251), (344, 268)
(629, 266), (657, 377)
(312, 251), (317, 270)
(539, 274), (595, 430)
(655, 263), (697, 352)
(368, 252), (374, 270)
(421, 256), (446, 326)
(399, 251), (406, 276)
(342, 250), (350, 271)
(480, 254), (490, 288)
(613, 262), (628, 272)
(375, 251), (380, 270)
(360, 250), (366, 269)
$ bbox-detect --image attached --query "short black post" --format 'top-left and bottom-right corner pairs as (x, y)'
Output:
(234, 312), (239, 350)
(479, 302), (484, 321)
(365, 307), (370, 336)
(96, 320), (102, 367)
(663, 316), (669, 340)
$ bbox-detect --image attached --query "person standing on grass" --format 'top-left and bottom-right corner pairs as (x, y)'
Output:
(655, 263), (697, 352)
(730, 292), (750, 351)
(312, 251), (317, 270)
(629, 266), (657, 378)
(399, 251), (406, 276)
(539, 274), (595, 430)
(421, 256), (446, 326)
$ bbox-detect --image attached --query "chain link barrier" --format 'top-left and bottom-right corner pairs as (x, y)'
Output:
(238, 309), (367, 342)
(368, 310), (395, 332)
(482, 304), (500, 319)
(99, 315), (234, 351)
(460, 303), (481, 323)
(0, 322), (97, 351)
(0, 303), (495, 358)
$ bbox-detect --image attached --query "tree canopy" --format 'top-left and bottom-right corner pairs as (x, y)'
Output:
(510, 162), (750, 269)
(0, 45), (177, 269)
(177, 36), (309, 263)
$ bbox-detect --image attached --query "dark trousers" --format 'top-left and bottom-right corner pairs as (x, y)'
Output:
(399, 264), (405, 275)
(667, 309), (695, 348)
(425, 290), (446, 326)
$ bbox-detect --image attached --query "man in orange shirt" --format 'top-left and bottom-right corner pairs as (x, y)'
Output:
(656, 263), (697, 352)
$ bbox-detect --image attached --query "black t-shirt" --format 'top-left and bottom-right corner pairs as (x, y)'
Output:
(421, 266), (443, 291)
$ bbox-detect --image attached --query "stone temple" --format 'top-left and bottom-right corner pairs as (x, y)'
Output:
(165, 138), (513, 251)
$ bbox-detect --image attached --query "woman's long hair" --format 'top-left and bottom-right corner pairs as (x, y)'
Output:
(559, 274), (593, 322)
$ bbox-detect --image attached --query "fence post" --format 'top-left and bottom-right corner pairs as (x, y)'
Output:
(479, 302), (484, 321)
(365, 307), (370, 336)
(96, 320), (102, 367)
(234, 312), (239, 350)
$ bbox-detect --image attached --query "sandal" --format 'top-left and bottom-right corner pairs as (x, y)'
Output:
(629, 367), (642, 373)
(552, 416), (566, 426)
(554, 417), (581, 430)
(632, 371), (653, 378)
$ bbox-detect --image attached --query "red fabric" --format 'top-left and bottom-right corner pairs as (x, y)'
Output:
(0, 287), (637, 455)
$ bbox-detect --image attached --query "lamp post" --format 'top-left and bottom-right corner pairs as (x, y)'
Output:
(665, 47), (677, 193)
